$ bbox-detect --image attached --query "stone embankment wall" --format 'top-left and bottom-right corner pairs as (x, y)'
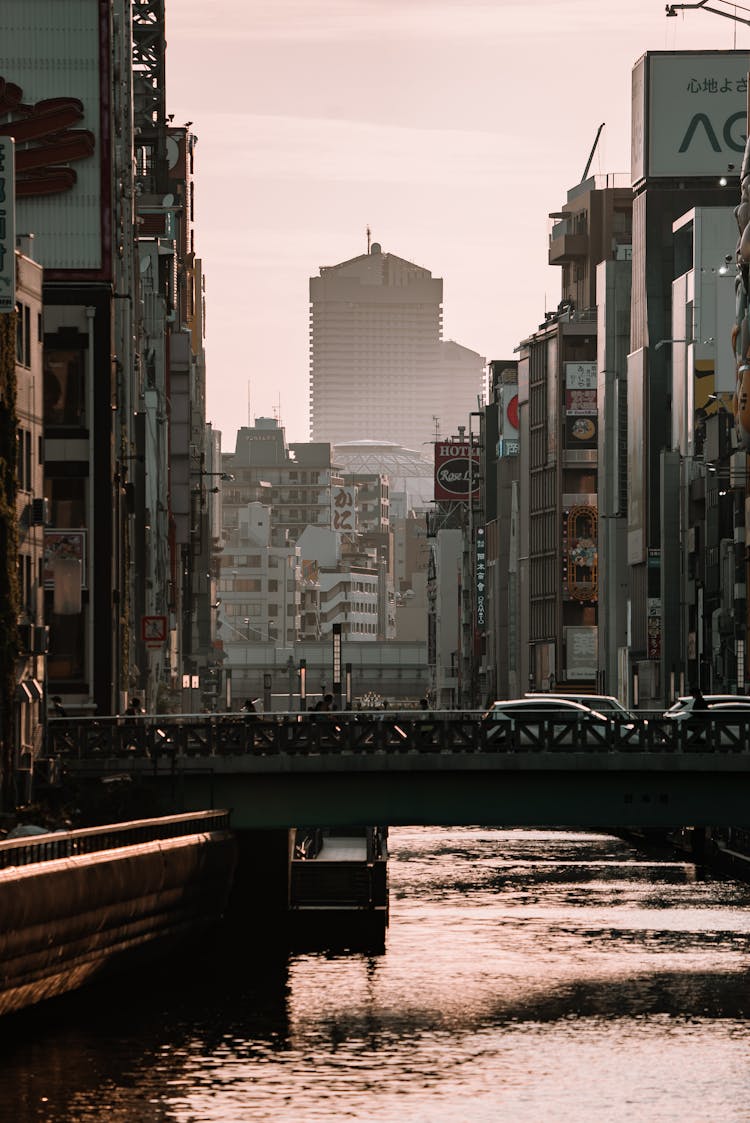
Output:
(0, 830), (236, 1016)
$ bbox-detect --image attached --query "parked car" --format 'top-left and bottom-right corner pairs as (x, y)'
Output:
(663, 694), (750, 723)
(525, 693), (634, 719)
(484, 697), (612, 748)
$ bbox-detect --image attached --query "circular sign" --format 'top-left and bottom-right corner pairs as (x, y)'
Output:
(506, 394), (519, 430)
(436, 457), (472, 497)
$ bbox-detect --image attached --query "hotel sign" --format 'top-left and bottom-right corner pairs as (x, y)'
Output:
(434, 440), (480, 503)
(0, 137), (14, 312)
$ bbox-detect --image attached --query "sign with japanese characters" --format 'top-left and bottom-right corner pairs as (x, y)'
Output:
(565, 626), (598, 680)
(331, 485), (356, 533)
(565, 362), (597, 389)
(632, 51), (750, 182)
(0, 137), (14, 312)
(475, 525), (486, 631)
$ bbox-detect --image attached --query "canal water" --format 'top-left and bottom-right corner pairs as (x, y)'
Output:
(2, 827), (750, 1122)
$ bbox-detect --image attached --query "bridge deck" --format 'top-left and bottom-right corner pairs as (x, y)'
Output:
(45, 712), (750, 831)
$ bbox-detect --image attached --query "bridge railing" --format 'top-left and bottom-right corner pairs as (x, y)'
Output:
(0, 810), (232, 870)
(43, 710), (750, 760)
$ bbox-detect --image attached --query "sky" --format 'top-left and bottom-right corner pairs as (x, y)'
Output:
(163, 0), (750, 449)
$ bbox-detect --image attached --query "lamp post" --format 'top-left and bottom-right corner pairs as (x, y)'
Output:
(665, 1), (750, 28)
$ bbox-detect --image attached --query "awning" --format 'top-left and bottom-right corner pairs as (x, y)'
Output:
(16, 682), (33, 704)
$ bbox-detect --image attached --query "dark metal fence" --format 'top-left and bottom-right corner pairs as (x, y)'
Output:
(0, 809), (231, 870)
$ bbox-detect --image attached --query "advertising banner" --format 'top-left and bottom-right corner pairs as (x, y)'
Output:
(498, 384), (519, 457)
(565, 626), (598, 680)
(632, 51), (750, 182)
(565, 415), (598, 448)
(0, 0), (110, 278)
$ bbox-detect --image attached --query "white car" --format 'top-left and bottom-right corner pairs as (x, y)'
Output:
(663, 694), (750, 723)
(525, 692), (634, 719)
(485, 697), (612, 748)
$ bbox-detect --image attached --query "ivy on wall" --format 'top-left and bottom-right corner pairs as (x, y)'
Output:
(0, 312), (19, 809)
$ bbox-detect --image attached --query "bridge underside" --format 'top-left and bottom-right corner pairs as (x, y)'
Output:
(67, 753), (750, 830)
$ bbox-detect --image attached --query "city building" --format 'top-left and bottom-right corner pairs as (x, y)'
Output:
(309, 242), (485, 450)
(626, 49), (750, 706)
(12, 247), (46, 801)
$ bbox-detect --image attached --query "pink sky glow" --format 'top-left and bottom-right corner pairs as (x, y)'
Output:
(163, 0), (750, 448)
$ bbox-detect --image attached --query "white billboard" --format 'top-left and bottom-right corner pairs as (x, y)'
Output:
(632, 51), (750, 183)
(0, 138), (15, 313)
(0, 0), (109, 278)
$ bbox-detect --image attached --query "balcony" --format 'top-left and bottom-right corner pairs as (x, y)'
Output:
(548, 226), (589, 265)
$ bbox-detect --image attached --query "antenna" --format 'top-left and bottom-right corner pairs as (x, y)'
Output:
(432, 415), (440, 442)
(247, 380), (251, 426)
(366, 225), (371, 254)
(581, 122), (605, 183)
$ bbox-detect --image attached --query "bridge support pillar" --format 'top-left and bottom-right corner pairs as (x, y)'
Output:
(226, 828), (293, 930)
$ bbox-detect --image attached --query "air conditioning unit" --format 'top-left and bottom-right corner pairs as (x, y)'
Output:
(31, 497), (49, 526)
(33, 625), (49, 654)
(17, 623), (33, 654)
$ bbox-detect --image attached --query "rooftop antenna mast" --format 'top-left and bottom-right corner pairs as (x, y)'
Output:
(581, 122), (605, 183)
(247, 380), (251, 426)
(366, 225), (371, 254)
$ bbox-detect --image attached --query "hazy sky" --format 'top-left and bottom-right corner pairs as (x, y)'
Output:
(164, 0), (750, 449)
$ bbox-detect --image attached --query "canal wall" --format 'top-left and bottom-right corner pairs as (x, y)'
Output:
(0, 829), (236, 1016)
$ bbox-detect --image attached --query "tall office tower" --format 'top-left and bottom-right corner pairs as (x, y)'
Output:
(309, 243), (484, 451)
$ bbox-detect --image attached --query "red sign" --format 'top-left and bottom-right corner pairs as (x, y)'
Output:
(141, 615), (168, 646)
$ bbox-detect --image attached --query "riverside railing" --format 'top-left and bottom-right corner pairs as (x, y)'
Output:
(0, 809), (232, 870)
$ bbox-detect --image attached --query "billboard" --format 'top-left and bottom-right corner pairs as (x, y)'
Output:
(0, 138), (14, 312)
(0, 0), (111, 279)
(632, 51), (750, 183)
(498, 383), (519, 456)
(434, 439), (480, 503)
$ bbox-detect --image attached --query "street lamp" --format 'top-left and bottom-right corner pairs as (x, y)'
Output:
(666, 1), (750, 27)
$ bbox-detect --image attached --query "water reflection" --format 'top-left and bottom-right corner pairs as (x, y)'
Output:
(1, 828), (750, 1123)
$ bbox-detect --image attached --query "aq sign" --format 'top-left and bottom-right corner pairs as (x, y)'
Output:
(632, 50), (750, 182)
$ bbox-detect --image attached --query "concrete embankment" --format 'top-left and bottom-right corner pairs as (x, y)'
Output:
(0, 829), (236, 1016)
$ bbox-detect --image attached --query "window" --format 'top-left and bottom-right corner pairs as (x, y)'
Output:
(44, 348), (85, 426)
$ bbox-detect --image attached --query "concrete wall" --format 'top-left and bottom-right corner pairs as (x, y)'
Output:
(0, 831), (236, 1016)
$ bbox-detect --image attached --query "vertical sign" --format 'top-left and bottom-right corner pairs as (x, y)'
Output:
(332, 622), (342, 694)
(0, 137), (15, 312)
(332, 485), (356, 532)
(475, 525), (486, 631)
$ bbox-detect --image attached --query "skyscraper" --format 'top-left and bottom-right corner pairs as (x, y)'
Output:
(309, 243), (484, 451)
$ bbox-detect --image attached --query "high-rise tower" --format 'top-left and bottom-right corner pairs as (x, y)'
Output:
(309, 243), (484, 451)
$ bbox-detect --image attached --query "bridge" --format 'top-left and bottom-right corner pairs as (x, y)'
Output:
(45, 710), (750, 830)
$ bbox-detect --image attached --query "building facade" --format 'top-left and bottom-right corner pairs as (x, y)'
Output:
(309, 242), (484, 450)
